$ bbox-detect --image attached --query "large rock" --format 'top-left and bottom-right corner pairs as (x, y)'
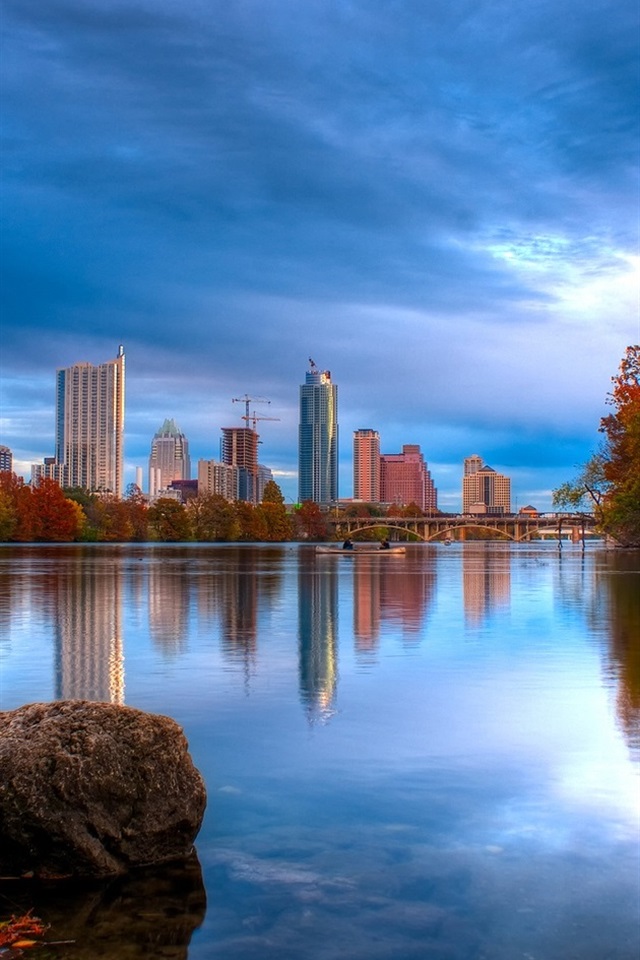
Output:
(0, 700), (207, 878)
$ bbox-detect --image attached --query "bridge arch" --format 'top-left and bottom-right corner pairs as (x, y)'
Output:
(334, 520), (429, 542)
(333, 520), (519, 542)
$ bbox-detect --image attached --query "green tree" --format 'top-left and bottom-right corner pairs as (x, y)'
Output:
(0, 486), (17, 541)
(261, 479), (285, 504)
(187, 493), (237, 541)
(258, 481), (292, 540)
(552, 453), (608, 522)
(257, 501), (293, 541)
(148, 498), (192, 541)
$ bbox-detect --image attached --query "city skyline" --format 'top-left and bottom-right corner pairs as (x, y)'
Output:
(7, 343), (617, 512)
(1, 1), (638, 510)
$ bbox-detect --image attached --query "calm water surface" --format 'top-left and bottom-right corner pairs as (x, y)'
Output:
(1, 542), (639, 960)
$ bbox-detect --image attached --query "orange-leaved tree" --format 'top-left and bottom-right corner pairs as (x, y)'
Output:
(599, 345), (640, 545)
(554, 346), (640, 546)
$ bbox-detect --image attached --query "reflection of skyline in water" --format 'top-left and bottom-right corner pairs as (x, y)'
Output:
(298, 558), (339, 724)
(2, 544), (637, 960)
(148, 560), (190, 656)
(463, 546), (511, 626)
(54, 561), (125, 704)
(2, 544), (638, 761)
(353, 558), (437, 654)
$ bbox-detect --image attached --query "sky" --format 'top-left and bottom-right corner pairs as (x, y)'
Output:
(1, 0), (639, 511)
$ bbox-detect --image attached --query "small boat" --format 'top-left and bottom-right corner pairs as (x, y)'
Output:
(315, 545), (406, 555)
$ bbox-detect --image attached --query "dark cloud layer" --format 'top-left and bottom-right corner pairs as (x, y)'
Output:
(1, 0), (638, 506)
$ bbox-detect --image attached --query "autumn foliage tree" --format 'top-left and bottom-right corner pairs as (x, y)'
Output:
(599, 345), (640, 545)
(294, 500), (329, 540)
(257, 481), (293, 541)
(0, 474), (84, 542)
(554, 346), (640, 546)
(148, 498), (192, 542)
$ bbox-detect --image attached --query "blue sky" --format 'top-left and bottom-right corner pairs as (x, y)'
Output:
(1, 0), (638, 510)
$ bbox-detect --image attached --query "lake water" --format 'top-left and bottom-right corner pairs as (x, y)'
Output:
(1, 542), (639, 960)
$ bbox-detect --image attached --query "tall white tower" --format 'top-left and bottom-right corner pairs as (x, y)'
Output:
(54, 345), (125, 496)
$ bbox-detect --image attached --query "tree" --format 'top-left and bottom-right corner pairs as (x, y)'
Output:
(261, 480), (285, 504)
(0, 487), (17, 541)
(124, 485), (149, 541)
(98, 495), (135, 541)
(187, 493), (238, 541)
(599, 345), (640, 545)
(294, 500), (328, 540)
(148, 498), (192, 541)
(552, 453), (608, 523)
(64, 487), (103, 540)
(257, 501), (294, 541)
(30, 478), (84, 541)
(554, 346), (640, 546)
(0, 472), (36, 541)
(234, 500), (265, 541)
(258, 481), (292, 540)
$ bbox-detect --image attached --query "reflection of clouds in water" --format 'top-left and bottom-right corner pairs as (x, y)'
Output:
(553, 752), (640, 826)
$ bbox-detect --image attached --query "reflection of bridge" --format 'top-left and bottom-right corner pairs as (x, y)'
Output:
(328, 514), (597, 543)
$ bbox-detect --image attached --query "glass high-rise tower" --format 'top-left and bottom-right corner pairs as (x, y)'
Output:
(298, 360), (338, 505)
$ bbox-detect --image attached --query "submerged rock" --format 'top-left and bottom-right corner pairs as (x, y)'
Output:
(0, 700), (206, 879)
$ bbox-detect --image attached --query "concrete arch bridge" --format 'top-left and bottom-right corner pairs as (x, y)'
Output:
(328, 514), (597, 544)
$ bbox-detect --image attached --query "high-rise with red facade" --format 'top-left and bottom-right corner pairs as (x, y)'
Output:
(380, 444), (437, 512)
(353, 429), (380, 502)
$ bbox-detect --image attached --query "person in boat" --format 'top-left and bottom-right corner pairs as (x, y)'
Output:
(342, 538), (354, 550)
(380, 539), (391, 550)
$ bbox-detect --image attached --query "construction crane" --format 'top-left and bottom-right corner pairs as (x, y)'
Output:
(242, 411), (281, 432)
(232, 395), (270, 423)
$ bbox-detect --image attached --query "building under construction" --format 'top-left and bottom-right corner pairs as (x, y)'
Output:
(221, 426), (259, 503)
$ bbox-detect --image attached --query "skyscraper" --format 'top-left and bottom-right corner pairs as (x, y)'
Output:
(462, 457), (511, 513)
(42, 346), (125, 496)
(380, 444), (437, 512)
(353, 429), (380, 502)
(221, 426), (259, 502)
(298, 360), (338, 505)
(148, 418), (191, 495)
